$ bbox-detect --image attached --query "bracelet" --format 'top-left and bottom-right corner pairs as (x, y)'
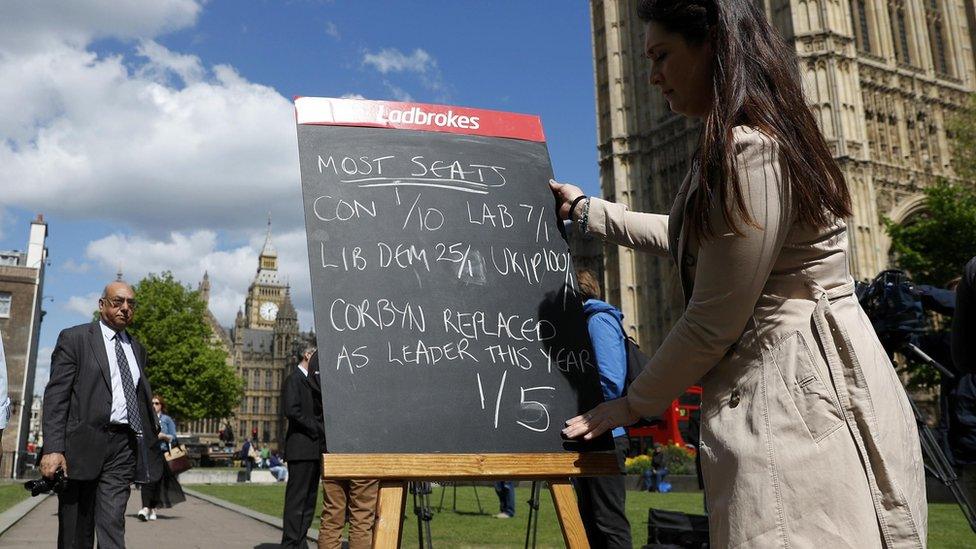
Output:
(568, 195), (588, 221)
(578, 197), (591, 235)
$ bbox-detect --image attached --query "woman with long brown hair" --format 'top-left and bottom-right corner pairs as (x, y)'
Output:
(553, 0), (926, 546)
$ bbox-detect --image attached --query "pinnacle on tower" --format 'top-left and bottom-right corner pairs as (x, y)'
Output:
(260, 211), (277, 258)
(116, 264), (123, 282)
(199, 270), (211, 304)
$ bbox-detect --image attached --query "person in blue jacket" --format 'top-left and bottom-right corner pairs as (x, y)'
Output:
(574, 268), (631, 549)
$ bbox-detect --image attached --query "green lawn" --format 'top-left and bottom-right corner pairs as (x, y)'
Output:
(190, 483), (975, 547)
(0, 482), (29, 514)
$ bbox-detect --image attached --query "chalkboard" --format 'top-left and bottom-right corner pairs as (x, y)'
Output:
(295, 97), (608, 454)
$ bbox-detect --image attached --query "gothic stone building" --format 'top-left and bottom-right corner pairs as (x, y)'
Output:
(185, 222), (313, 449)
(591, 0), (976, 352)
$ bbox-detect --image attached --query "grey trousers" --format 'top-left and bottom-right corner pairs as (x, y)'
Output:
(57, 429), (136, 549)
(574, 436), (632, 549)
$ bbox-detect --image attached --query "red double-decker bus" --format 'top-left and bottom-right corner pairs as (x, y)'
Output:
(627, 386), (702, 455)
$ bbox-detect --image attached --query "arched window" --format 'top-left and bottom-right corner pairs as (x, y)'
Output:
(926, 0), (951, 76)
(849, 0), (872, 53)
(889, 2), (912, 65)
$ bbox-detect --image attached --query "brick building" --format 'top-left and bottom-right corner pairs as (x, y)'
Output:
(0, 214), (48, 477)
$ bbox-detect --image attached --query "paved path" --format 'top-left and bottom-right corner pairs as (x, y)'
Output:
(0, 488), (312, 548)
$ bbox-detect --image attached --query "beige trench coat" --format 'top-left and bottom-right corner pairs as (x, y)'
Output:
(586, 126), (926, 547)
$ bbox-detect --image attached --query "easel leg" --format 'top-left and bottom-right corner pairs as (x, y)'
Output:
(373, 481), (407, 549)
(548, 479), (589, 549)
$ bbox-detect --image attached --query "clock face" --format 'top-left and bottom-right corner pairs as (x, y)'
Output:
(259, 301), (279, 321)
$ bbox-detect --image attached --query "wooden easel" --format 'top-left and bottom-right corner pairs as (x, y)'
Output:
(323, 452), (620, 548)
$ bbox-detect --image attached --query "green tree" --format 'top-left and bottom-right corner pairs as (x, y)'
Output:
(948, 95), (976, 182)
(126, 272), (243, 421)
(883, 180), (976, 287)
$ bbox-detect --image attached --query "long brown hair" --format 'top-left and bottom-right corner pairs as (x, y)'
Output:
(638, 0), (851, 237)
(152, 394), (166, 414)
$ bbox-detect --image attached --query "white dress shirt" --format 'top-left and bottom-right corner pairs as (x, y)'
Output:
(0, 329), (10, 430)
(99, 320), (141, 425)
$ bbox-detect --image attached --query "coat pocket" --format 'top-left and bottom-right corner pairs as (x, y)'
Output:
(769, 332), (844, 442)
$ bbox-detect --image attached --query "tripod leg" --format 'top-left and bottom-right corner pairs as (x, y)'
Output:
(412, 483), (424, 549)
(473, 485), (483, 514)
(908, 389), (976, 533)
(436, 482), (445, 512)
(421, 488), (434, 548)
(523, 481), (541, 549)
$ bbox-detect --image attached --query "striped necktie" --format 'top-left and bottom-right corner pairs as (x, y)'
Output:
(114, 334), (144, 434)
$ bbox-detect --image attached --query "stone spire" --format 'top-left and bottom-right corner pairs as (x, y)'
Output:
(260, 212), (277, 259)
(198, 271), (211, 304)
(277, 285), (298, 322)
(116, 263), (124, 282)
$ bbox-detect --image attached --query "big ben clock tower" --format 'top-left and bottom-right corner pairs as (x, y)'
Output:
(243, 216), (286, 330)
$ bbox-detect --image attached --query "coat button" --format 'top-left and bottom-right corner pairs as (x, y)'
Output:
(729, 390), (740, 409)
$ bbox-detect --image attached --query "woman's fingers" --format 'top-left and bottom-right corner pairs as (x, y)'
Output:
(563, 399), (638, 440)
(548, 179), (585, 220)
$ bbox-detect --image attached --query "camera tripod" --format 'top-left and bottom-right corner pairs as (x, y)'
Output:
(523, 481), (543, 549)
(898, 342), (976, 533)
(409, 481), (434, 548)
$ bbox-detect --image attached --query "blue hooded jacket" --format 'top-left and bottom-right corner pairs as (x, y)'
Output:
(583, 298), (627, 439)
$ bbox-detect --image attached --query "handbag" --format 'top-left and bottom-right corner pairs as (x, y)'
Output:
(165, 443), (193, 475)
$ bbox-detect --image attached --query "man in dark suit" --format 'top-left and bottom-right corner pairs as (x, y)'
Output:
(40, 281), (163, 549)
(280, 347), (325, 548)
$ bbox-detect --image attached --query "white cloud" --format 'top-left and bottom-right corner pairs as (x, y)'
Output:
(0, 0), (201, 54)
(64, 291), (101, 319)
(362, 48), (447, 99)
(325, 21), (340, 40)
(136, 39), (206, 85)
(383, 82), (413, 102)
(78, 228), (313, 329)
(0, 2), (304, 236)
(340, 93), (366, 100)
(60, 258), (92, 274)
(363, 48), (435, 75)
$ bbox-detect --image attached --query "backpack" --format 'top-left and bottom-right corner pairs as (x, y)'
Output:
(621, 330), (650, 395)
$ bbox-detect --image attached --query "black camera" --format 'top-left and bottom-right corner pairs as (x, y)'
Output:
(24, 468), (67, 497)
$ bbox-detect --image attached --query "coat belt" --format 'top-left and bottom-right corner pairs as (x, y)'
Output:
(812, 283), (923, 548)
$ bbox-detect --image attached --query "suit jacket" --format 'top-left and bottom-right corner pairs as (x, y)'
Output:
(42, 321), (163, 483)
(281, 366), (325, 461)
(586, 126), (925, 547)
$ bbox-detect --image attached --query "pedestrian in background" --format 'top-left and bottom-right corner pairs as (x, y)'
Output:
(317, 346), (380, 548)
(0, 329), (11, 444)
(492, 481), (515, 519)
(281, 347), (325, 548)
(40, 281), (164, 548)
(574, 268), (631, 548)
(268, 451), (288, 482)
(240, 437), (255, 482)
(138, 394), (185, 521)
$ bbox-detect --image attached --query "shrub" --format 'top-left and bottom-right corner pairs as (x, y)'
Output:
(624, 454), (652, 474)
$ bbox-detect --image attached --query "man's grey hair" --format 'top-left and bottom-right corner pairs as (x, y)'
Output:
(102, 280), (133, 299)
(302, 345), (317, 356)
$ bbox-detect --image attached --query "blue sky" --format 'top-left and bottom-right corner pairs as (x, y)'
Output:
(0, 1), (604, 393)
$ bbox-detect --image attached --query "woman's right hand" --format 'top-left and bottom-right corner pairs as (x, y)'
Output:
(549, 179), (585, 221)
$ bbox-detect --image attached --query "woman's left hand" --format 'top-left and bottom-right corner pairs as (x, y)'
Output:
(548, 179), (585, 221)
(562, 398), (640, 440)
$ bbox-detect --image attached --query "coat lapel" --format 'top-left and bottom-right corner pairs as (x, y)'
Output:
(87, 321), (112, 391)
